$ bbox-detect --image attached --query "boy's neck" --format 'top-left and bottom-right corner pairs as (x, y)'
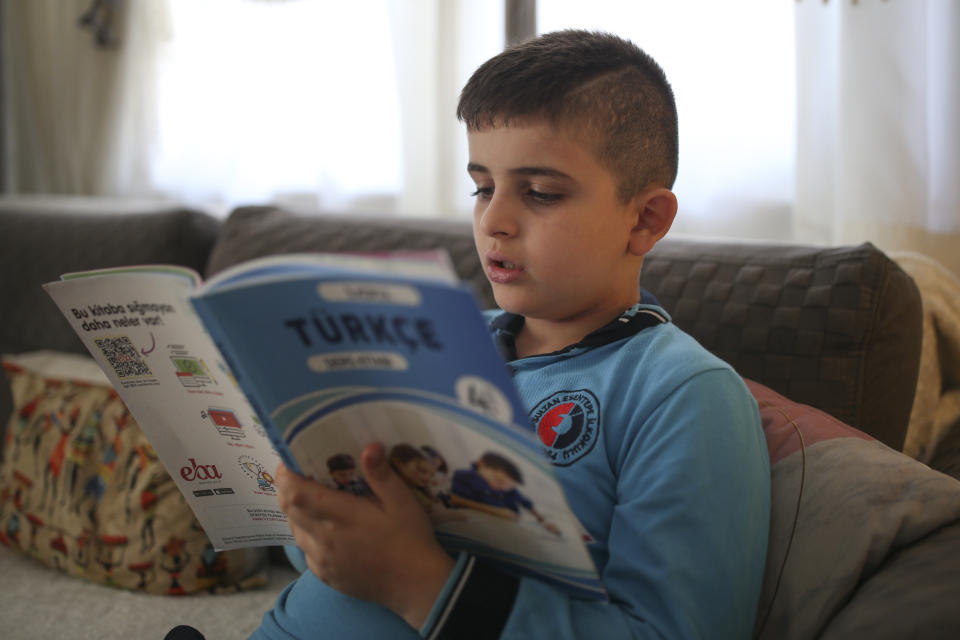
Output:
(513, 304), (637, 359)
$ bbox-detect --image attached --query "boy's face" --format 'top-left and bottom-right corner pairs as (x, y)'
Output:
(330, 468), (356, 485)
(467, 121), (643, 327)
(396, 458), (436, 488)
(476, 464), (518, 492)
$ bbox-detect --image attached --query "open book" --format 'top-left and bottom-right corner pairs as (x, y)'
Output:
(43, 251), (604, 598)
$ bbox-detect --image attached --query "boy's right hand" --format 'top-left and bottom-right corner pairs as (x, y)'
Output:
(275, 443), (455, 629)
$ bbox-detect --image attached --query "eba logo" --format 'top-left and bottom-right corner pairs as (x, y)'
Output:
(529, 390), (600, 466)
(180, 458), (222, 482)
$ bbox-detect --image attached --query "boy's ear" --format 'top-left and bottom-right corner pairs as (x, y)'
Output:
(627, 188), (678, 257)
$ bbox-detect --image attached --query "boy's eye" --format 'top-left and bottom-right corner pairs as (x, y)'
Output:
(527, 189), (563, 204)
(470, 187), (493, 199)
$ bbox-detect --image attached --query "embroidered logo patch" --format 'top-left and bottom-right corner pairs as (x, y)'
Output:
(530, 390), (600, 466)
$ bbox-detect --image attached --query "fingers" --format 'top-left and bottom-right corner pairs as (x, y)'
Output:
(275, 442), (424, 524)
(359, 442), (422, 516)
(275, 461), (354, 521)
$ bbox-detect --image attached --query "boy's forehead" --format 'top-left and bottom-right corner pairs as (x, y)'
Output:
(468, 117), (574, 146)
(467, 120), (601, 172)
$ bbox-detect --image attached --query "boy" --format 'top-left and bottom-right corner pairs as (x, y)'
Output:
(325, 453), (372, 497)
(449, 452), (560, 535)
(251, 30), (770, 639)
(388, 443), (444, 513)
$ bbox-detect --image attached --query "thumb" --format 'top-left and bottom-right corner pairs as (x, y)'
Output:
(360, 442), (420, 511)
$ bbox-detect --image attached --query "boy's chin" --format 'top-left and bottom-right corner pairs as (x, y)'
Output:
(491, 287), (534, 314)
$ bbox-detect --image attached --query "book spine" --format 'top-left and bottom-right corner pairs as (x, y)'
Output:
(190, 296), (302, 475)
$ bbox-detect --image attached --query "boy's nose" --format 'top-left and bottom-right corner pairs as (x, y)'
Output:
(478, 194), (519, 238)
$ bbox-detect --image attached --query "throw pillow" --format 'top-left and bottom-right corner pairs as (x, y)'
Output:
(748, 379), (960, 640)
(0, 351), (269, 594)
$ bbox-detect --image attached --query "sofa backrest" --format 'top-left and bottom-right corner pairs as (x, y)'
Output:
(640, 239), (922, 452)
(205, 206), (494, 307)
(0, 200), (221, 437)
(0, 203), (922, 453)
(208, 206), (922, 451)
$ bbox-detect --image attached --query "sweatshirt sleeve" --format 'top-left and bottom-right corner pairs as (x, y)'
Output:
(422, 368), (771, 639)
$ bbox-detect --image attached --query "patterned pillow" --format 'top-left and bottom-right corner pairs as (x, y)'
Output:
(748, 379), (960, 639)
(0, 352), (269, 594)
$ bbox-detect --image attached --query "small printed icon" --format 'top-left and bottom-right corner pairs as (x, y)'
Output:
(171, 355), (213, 388)
(201, 407), (245, 440)
(238, 455), (277, 494)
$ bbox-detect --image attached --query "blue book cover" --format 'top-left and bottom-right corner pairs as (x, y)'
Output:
(190, 252), (605, 599)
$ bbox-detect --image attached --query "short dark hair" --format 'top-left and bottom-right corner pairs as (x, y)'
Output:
(389, 443), (427, 465)
(326, 453), (355, 472)
(478, 452), (523, 484)
(457, 29), (679, 199)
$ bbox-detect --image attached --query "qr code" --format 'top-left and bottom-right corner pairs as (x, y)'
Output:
(94, 336), (153, 378)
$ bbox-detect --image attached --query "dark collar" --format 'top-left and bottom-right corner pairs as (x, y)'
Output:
(490, 302), (667, 362)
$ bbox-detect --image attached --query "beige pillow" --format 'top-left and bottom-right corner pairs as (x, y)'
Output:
(0, 352), (268, 594)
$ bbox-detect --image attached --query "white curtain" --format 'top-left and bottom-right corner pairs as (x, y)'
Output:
(794, 0), (960, 278)
(135, 0), (504, 217)
(2, 0), (503, 218)
(1, 0), (166, 196)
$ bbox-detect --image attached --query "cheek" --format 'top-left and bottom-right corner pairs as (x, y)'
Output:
(527, 228), (583, 274)
(472, 213), (487, 247)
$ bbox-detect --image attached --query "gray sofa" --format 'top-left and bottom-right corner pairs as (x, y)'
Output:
(1, 197), (958, 639)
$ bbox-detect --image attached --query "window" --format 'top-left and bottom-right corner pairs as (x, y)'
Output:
(150, 0), (504, 218)
(538, 0), (796, 240)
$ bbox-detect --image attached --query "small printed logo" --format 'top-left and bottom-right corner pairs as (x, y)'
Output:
(238, 455), (277, 494)
(180, 458), (223, 482)
(192, 489), (214, 497)
(455, 376), (513, 423)
(529, 390), (600, 466)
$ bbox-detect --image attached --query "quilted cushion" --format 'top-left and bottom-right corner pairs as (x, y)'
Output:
(0, 352), (268, 594)
(641, 240), (922, 450)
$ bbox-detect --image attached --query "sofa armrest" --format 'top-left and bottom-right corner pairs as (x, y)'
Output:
(818, 521), (960, 639)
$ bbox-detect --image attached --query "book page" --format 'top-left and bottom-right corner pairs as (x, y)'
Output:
(44, 271), (295, 550)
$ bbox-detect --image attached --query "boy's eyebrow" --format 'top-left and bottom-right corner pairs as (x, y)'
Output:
(467, 162), (572, 180)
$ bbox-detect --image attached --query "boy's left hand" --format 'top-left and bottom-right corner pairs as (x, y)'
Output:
(276, 442), (456, 629)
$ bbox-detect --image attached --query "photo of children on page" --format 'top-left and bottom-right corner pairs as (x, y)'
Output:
(387, 443), (464, 523)
(449, 451), (561, 536)
(285, 394), (588, 569)
(323, 453), (373, 497)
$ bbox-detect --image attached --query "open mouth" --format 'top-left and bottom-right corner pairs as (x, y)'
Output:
(486, 255), (524, 283)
